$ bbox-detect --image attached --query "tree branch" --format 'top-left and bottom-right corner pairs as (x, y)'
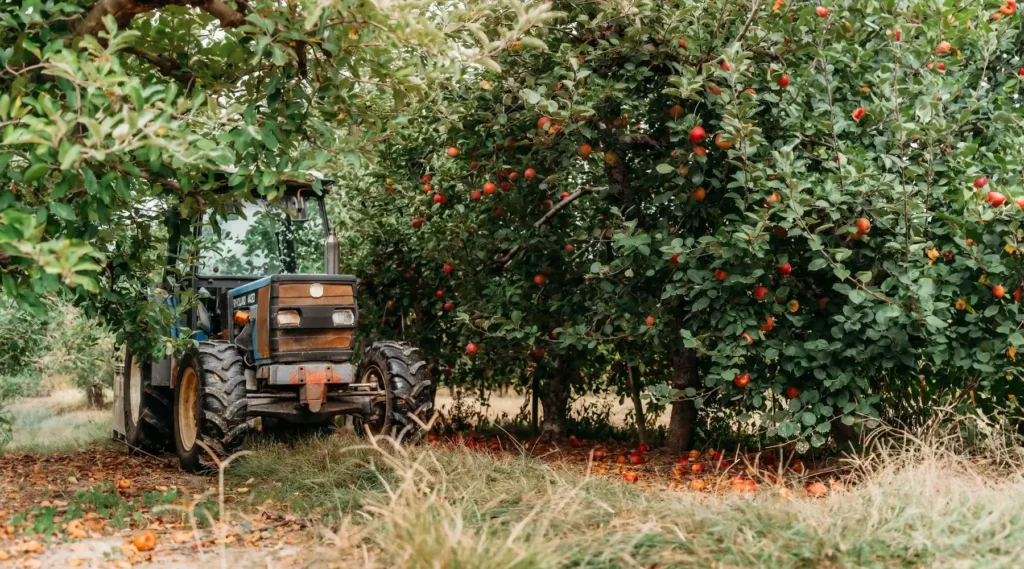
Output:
(76, 0), (245, 38)
(731, 0), (763, 46)
(124, 47), (197, 89)
(496, 186), (601, 267)
(110, 162), (183, 192)
(193, 0), (245, 28)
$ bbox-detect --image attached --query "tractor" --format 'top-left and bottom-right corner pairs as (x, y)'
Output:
(112, 177), (435, 472)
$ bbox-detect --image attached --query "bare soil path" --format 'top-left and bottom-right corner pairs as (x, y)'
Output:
(0, 445), (317, 568)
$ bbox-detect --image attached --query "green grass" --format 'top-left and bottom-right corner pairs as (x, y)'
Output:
(229, 427), (1024, 569)
(3, 389), (111, 453)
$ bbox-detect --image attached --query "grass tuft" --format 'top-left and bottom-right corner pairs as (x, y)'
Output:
(4, 389), (110, 453)
(230, 421), (1024, 569)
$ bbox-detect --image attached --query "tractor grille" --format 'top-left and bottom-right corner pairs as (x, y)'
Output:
(267, 277), (358, 363)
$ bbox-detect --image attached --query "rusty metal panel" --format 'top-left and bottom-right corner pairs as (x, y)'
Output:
(257, 286), (270, 357)
(267, 363), (355, 385)
(277, 329), (353, 351)
(278, 295), (355, 307)
(278, 283), (353, 299)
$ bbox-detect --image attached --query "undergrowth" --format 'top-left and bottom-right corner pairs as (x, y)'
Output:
(229, 415), (1024, 569)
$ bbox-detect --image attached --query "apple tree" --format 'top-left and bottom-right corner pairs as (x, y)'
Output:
(339, 0), (1024, 450)
(0, 0), (556, 364)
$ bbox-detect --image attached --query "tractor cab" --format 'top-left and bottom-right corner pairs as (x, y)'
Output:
(187, 187), (339, 344)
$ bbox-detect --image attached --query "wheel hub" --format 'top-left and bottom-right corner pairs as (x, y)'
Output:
(359, 364), (389, 434)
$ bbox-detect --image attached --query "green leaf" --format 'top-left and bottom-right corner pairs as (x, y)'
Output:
(22, 163), (49, 183)
(655, 163), (673, 174)
(49, 203), (76, 221)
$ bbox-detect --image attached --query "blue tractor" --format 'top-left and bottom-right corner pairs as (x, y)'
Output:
(113, 179), (434, 471)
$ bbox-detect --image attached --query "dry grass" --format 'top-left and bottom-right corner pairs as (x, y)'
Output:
(232, 418), (1024, 569)
(4, 388), (111, 453)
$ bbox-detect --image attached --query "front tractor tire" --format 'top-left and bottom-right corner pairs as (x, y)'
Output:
(173, 343), (252, 473)
(122, 350), (173, 453)
(354, 342), (435, 442)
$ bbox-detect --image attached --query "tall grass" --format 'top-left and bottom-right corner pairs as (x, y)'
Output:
(3, 389), (110, 453)
(231, 419), (1024, 569)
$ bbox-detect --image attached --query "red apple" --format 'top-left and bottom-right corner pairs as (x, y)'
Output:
(785, 386), (800, 399)
(565, 244), (575, 251)
(975, 177), (989, 189)
(436, 290), (444, 298)
(443, 263), (453, 274)
(777, 74), (790, 87)
(715, 268), (728, 280)
(465, 342), (478, 355)
(483, 182), (496, 194)
(779, 262), (792, 276)
(446, 146), (459, 157)
(443, 302), (454, 311)
(538, 116), (552, 131)
(524, 168), (536, 180)
(471, 190), (482, 200)
(734, 372), (750, 388)
(433, 194), (446, 204)
(509, 171), (519, 182)
(761, 316), (774, 332)
(645, 315), (655, 327)
(855, 218), (871, 234)
(753, 286), (768, 301)
(1017, 196), (1024, 210)
(815, 6), (828, 17)
(988, 191), (1007, 207)
(500, 181), (511, 191)
(579, 143), (592, 158)
(994, 285), (1006, 298)
(534, 274), (546, 286)
(689, 125), (706, 143)
(411, 218), (423, 229)
(670, 253), (680, 265)
(851, 107), (866, 121)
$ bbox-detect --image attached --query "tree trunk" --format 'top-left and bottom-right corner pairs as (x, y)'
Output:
(538, 360), (570, 440)
(625, 360), (648, 446)
(86, 384), (105, 408)
(531, 370), (540, 435)
(667, 348), (698, 454)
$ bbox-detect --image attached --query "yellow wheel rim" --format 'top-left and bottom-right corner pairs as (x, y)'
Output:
(178, 367), (198, 451)
(129, 361), (143, 424)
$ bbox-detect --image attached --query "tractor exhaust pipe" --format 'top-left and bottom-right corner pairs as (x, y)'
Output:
(325, 229), (339, 274)
(325, 230), (339, 275)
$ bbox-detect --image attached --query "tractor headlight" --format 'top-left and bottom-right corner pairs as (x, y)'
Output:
(332, 309), (355, 326)
(276, 310), (301, 327)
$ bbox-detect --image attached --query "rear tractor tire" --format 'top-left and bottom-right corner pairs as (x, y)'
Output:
(173, 342), (252, 473)
(123, 350), (173, 453)
(354, 342), (435, 442)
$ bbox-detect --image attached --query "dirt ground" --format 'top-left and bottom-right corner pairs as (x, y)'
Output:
(433, 387), (671, 428)
(0, 445), (323, 568)
(0, 389), (753, 567)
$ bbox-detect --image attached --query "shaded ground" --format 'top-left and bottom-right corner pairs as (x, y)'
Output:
(0, 444), (320, 568)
